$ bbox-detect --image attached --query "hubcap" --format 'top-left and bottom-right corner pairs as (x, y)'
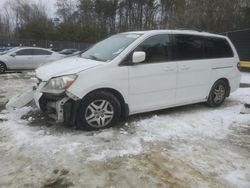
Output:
(213, 84), (226, 104)
(85, 99), (114, 128)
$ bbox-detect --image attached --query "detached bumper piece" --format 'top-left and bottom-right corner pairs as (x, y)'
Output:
(39, 93), (80, 126)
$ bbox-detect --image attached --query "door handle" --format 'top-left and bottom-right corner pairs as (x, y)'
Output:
(180, 65), (190, 70)
(163, 67), (175, 72)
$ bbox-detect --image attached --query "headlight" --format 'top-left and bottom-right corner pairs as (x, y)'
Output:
(41, 75), (77, 94)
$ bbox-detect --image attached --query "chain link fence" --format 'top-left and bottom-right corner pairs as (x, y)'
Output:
(0, 38), (92, 51)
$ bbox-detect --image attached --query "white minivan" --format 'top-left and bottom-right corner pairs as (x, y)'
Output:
(34, 30), (241, 130)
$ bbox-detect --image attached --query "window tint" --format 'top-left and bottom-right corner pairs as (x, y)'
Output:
(16, 49), (33, 56)
(33, 49), (52, 55)
(135, 34), (172, 63)
(204, 37), (233, 58)
(174, 34), (205, 60)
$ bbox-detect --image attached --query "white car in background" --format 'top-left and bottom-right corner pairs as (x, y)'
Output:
(0, 47), (65, 73)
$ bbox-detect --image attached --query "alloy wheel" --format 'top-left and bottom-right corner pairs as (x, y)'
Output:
(213, 84), (226, 104)
(85, 99), (114, 128)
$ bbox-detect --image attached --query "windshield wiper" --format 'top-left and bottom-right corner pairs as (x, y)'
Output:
(89, 55), (101, 61)
(82, 55), (106, 62)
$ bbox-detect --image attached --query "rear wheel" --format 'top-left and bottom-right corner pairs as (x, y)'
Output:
(207, 80), (228, 107)
(76, 91), (121, 130)
(0, 62), (6, 74)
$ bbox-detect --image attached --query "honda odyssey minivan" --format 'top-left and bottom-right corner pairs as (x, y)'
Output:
(34, 30), (241, 130)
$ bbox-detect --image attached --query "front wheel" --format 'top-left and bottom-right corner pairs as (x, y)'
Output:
(207, 80), (228, 107)
(76, 91), (121, 130)
(0, 62), (6, 74)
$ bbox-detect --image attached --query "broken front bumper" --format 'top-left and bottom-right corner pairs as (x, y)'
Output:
(34, 82), (80, 125)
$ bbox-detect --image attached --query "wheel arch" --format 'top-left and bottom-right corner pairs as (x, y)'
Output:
(83, 88), (129, 121)
(212, 78), (231, 97)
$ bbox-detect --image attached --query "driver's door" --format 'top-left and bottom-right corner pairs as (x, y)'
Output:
(128, 34), (177, 114)
(9, 49), (34, 69)
(32, 49), (53, 68)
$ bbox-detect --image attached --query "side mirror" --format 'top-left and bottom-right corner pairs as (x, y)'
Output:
(10, 53), (16, 57)
(132, 51), (146, 64)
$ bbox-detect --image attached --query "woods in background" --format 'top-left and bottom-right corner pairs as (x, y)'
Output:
(0, 0), (250, 43)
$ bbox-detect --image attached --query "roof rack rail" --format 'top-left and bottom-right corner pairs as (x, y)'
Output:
(176, 28), (203, 32)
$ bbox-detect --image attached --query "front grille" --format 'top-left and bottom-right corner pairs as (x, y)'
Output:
(42, 93), (65, 101)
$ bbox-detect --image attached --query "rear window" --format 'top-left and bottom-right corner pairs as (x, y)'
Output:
(204, 37), (234, 58)
(172, 34), (234, 61)
(33, 49), (52, 55)
(173, 34), (205, 61)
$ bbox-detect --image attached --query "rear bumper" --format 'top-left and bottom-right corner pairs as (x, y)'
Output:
(229, 75), (241, 93)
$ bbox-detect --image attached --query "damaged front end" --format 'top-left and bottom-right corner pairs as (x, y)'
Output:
(38, 93), (80, 126)
(34, 75), (80, 126)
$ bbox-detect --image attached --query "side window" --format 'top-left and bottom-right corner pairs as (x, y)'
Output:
(135, 34), (172, 63)
(173, 34), (205, 60)
(204, 37), (234, 58)
(15, 49), (33, 56)
(33, 49), (52, 55)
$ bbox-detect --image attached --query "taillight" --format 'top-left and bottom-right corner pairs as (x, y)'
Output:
(237, 62), (241, 71)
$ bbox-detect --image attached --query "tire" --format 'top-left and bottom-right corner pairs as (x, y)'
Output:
(76, 91), (121, 130)
(207, 80), (228, 107)
(0, 62), (6, 74)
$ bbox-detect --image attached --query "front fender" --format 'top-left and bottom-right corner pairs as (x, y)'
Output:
(67, 65), (129, 104)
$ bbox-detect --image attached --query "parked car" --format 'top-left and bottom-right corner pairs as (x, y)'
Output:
(60, 49), (80, 55)
(51, 48), (63, 52)
(0, 47), (65, 73)
(35, 30), (241, 130)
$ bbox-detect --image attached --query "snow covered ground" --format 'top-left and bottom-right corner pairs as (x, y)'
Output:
(0, 72), (36, 100)
(0, 71), (250, 188)
(241, 71), (250, 84)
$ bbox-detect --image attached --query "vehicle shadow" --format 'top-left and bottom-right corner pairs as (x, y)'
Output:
(128, 97), (242, 121)
(4, 71), (22, 74)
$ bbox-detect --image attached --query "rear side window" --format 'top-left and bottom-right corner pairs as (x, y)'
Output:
(33, 49), (52, 55)
(135, 34), (172, 63)
(16, 49), (33, 56)
(204, 37), (234, 58)
(173, 34), (205, 60)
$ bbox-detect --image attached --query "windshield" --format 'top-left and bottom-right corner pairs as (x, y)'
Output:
(81, 33), (142, 62)
(0, 47), (19, 55)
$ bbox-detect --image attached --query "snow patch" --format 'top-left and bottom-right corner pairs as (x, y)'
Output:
(0, 88), (250, 187)
(241, 72), (250, 84)
(1, 89), (250, 162)
(223, 169), (250, 188)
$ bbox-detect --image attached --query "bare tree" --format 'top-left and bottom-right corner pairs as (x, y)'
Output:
(56, 0), (78, 23)
(1, 0), (250, 42)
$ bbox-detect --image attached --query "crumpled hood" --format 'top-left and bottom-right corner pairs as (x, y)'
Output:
(36, 56), (104, 81)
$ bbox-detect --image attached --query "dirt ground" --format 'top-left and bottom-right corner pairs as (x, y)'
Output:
(0, 71), (250, 188)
